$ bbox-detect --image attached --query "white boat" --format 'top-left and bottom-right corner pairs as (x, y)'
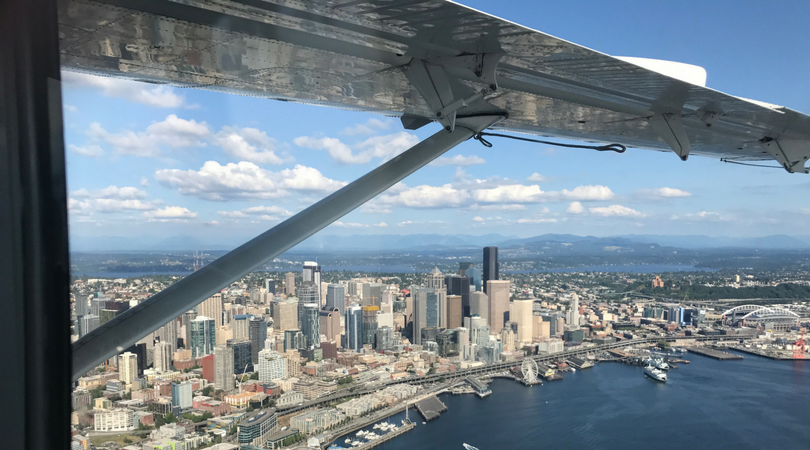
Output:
(463, 444), (480, 450)
(345, 438), (351, 444)
(644, 366), (667, 382)
(656, 361), (670, 371)
(373, 424), (381, 430)
(570, 368), (576, 372)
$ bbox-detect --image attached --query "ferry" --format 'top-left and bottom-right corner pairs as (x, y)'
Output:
(644, 366), (667, 383)
(656, 360), (670, 371)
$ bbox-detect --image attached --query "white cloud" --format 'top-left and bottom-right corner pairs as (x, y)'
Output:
(333, 221), (370, 228)
(473, 184), (613, 204)
(468, 204), (526, 211)
(294, 132), (419, 164)
(671, 211), (728, 221)
(517, 218), (558, 224)
(68, 144), (104, 157)
(156, 161), (345, 201)
(397, 221), (413, 227)
(218, 205), (294, 220)
(375, 222), (388, 227)
(379, 184), (470, 208)
(639, 187), (692, 199)
(473, 216), (484, 222)
(142, 206), (198, 222)
(140, 177), (150, 187)
(64, 104), (78, 113)
(86, 115), (209, 157)
(342, 118), (391, 136)
(71, 185), (147, 200)
(213, 126), (283, 164)
(143, 206), (197, 219)
(69, 198), (160, 214)
(527, 173), (547, 182)
(431, 155), (486, 166)
(589, 205), (644, 217)
(62, 71), (194, 108)
(360, 202), (393, 214)
(567, 201), (585, 214)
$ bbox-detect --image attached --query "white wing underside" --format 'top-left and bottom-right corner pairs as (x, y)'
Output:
(58, 0), (810, 172)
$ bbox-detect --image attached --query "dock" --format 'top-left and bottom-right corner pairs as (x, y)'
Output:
(729, 346), (807, 361)
(326, 421), (416, 450)
(688, 347), (743, 360)
(414, 395), (448, 421)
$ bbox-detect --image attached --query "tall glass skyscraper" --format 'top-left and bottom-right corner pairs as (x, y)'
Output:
(345, 304), (363, 351)
(248, 316), (267, 364)
(301, 303), (320, 348)
(190, 316), (215, 357)
(483, 246), (498, 294)
(362, 306), (379, 346)
(326, 284), (346, 315)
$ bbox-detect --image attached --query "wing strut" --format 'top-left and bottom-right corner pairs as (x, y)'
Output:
(70, 114), (505, 380)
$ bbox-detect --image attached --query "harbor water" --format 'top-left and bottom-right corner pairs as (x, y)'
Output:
(368, 352), (809, 450)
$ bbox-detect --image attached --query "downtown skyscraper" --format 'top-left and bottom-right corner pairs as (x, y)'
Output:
(483, 246), (498, 294)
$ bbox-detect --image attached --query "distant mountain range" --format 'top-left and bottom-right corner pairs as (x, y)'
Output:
(69, 232), (810, 252)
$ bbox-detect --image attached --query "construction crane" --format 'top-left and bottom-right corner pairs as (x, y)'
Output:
(793, 328), (806, 359)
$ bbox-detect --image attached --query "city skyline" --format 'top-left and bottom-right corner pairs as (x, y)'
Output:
(61, 0), (810, 247)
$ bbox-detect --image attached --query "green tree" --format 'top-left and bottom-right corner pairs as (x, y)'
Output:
(123, 437), (132, 444)
(249, 372), (259, 380)
(163, 413), (177, 424)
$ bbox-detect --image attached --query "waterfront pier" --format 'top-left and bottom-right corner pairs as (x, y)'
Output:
(688, 347), (743, 360)
(415, 396), (448, 421)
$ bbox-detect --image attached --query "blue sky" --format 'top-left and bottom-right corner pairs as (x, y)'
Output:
(62, 0), (810, 248)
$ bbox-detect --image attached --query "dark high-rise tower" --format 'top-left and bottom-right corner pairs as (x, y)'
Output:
(483, 246), (498, 294)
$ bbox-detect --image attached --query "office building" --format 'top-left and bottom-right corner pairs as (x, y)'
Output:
(298, 282), (319, 325)
(326, 284), (346, 315)
(446, 274), (471, 317)
(302, 261), (321, 301)
(470, 291), (488, 320)
(319, 307), (341, 343)
(118, 352), (137, 384)
(284, 329), (305, 352)
(486, 280), (510, 333)
(199, 294), (223, 329)
(285, 272), (296, 296)
(232, 314), (250, 341)
(157, 318), (179, 354)
(271, 298), (298, 332)
(154, 342), (173, 372)
(513, 296), (534, 344)
(79, 314), (100, 338)
(345, 304), (363, 351)
(227, 339), (252, 374)
(301, 304), (321, 348)
(249, 316), (267, 364)
(426, 267), (445, 290)
(501, 327), (516, 352)
(238, 410), (278, 447)
(190, 316), (216, 357)
(265, 278), (276, 295)
(375, 326), (395, 351)
(460, 263), (483, 293)
(258, 349), (286, 382)
(483, 246), (498, 294)
(361, 306), (379, 346)
(446, 295), (462, 329)
(171, 381), (192, 409)
(412, 287), (446, 345)
(362, 283), (385, 307)
(214, 344), (235, 392)
(568, 293), (580, 329)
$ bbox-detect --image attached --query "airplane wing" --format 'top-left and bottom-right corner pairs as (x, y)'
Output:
(59, 0), (810, 172)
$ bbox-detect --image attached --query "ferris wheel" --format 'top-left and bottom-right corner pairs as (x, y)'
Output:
(521, 358), (538, 384)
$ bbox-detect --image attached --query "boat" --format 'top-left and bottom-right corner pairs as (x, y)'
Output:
(344, 438), (351, 444)
(373, 424), (381, 430)
(644, 366), (667, 382)
(656, 360), (670, 371)
(463, 444), (480, 450)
